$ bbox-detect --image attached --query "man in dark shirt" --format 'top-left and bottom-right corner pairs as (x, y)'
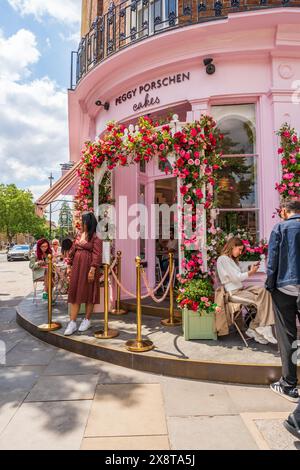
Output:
(266, 199), (300, 439)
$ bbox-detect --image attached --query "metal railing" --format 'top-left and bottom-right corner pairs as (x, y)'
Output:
(70, 0), (300, 89)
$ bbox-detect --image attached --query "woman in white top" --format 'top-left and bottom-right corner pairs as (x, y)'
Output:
(217, 237), (277, 345)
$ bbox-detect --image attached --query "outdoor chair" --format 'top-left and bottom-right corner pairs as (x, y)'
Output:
(32, 278), (45, 305)
(224, 291), (257, 347)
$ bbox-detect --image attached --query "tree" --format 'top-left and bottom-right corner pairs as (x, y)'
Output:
(58, 201), (73, 239)
(0, 184), (48, 242)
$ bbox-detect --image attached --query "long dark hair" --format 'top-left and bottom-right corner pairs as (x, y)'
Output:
(61, 238), (73, 256)
(36, 238), (52, 260)
(82, 212), (98, 241)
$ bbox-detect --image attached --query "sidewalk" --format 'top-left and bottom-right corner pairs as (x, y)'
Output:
(0, 310), (299, 450)
(0, 260), (299, 450)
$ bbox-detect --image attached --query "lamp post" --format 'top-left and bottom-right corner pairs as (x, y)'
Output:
(48, 173), (54, 240)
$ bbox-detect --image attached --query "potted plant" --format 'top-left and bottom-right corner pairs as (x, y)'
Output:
(176, 278), (220, 341)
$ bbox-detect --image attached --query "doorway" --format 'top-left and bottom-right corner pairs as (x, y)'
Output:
(155, 177), (178, 276)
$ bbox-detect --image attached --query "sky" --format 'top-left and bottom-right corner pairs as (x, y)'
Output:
(0, 0), (82, 206)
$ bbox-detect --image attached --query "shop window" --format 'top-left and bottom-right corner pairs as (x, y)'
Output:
(211, 104), (259, 239)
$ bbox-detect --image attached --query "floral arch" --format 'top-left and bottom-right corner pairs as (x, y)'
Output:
(75, 114), (224, 282)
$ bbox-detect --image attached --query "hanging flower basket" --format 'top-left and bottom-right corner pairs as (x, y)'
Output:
(182, 308), (217, 341)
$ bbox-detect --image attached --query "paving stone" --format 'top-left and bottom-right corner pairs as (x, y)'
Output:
(85, 384), (168, 438)
(225, 385), (296, 413)
(0, 391), (28, 434)
(26, 375), (99, 402)
(161, 378), (237, 416)
(43, 350), (102, 376)
(167, 415), (259, 450)
(81, 435), (170, 450)
(97, 363), (160, 384)
(4, 337), (57, 366)
(0, 400), (92, 450)
(255, 418), (300, 450)
(0, 326), (28, 354)
(0, 366), (45, 393)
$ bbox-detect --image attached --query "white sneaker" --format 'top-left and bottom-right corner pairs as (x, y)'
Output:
(78, 318), (91, 333)
(255, 326), (278, 345)
(64, 321), (77, 336)
(246, 328), (269, 345)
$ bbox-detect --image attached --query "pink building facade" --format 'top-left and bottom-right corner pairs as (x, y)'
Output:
(69, 6), (300, 294)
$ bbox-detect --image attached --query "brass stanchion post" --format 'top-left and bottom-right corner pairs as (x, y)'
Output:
(94, 263), (119, 339)
(111, 251), (127, 315)
(161, 251), (182, 327)
(126, 257), (154, 352)
(38, 254), (62, 331)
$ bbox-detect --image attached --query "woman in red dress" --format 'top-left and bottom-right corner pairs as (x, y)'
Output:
(64, 212), (102, 336)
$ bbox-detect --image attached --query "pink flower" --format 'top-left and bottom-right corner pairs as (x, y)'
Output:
(201, 297), (209, 302)
(195, 188), (203, 198)
(188, 159), (194, 165)
(194, 159), (200, 166)
(180, 186), (189, 196)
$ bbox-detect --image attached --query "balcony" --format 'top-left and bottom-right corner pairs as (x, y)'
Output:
(70, 0), (300, 89)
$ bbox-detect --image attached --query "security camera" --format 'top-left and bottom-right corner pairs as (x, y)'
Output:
(203, 58), (215, 75)
(95, 100), (110, 111)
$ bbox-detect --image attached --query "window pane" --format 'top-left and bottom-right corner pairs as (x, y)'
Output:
(216, 157), (258, 209)
(217, 210), (259, 240)
(211, 104), (256, 155)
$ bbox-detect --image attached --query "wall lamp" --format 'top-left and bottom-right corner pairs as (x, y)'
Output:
(95, 100), (110, 111)
(203, 58), (215, 75)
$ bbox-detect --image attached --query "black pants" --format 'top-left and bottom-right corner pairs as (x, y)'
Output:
(294, 400), (300, 422)
(271, 289), (300, 388)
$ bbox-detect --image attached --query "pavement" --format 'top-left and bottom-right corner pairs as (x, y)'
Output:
(0, 253), (299, 450)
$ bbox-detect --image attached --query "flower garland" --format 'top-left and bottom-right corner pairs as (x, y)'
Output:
(75, 114), (223, 281)
(276, 124), (300, 200)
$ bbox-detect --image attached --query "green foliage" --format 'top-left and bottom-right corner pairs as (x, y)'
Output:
(0, 184), (48, 242)
(177, 278), (218, 314)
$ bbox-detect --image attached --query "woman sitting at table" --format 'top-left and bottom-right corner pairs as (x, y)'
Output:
(216, 237), (277, 345)
(51, 239), (61, 261)
(29, 238), (52, 300)
(54, 238), (73, 295)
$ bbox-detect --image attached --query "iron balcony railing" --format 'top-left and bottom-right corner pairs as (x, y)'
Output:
(70, 0), (300, 89)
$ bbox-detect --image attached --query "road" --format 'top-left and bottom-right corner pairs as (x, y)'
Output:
(0, 254), (33, 308)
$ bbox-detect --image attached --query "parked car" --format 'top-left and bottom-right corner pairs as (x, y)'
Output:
(7, 245), (31, 261)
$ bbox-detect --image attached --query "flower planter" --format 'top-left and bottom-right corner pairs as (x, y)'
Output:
(182, 308), (217, 341)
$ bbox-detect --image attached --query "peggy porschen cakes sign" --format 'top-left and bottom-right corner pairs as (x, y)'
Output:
(115, 72), (191, 112)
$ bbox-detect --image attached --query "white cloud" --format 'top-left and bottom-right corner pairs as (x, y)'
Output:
(0, 29), (40, 81)
(59, 31), (81, 44)
(7, 0), (82, 25)
(0, 30), (69, 199)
